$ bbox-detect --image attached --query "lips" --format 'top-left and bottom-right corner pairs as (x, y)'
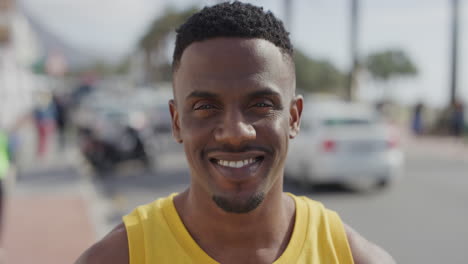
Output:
(207, 153), (265, 183)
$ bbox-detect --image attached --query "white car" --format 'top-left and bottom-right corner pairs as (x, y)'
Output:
(286, 99), (404, 191)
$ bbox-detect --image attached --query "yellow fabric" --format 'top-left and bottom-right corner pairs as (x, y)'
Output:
(123, 193), (354, 264)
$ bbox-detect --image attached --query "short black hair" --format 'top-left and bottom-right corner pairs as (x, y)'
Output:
(173, 1), (293, 71)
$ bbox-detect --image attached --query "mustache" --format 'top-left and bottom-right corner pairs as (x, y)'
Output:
(204, 144), (273, 155)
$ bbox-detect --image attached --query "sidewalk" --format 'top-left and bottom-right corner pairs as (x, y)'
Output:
(3, 194), (95, 264)
(2, 130), (99, 264)
(401, 129), (468, 161)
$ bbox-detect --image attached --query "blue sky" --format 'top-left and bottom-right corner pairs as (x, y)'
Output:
(21, 0), (468, 107)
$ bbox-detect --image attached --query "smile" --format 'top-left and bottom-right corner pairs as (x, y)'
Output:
(207, 152), (266, 182)
(214, 158), (261, 168)
(210, 156), (264, 169)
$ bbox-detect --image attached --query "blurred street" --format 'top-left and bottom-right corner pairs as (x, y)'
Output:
(3, 131), (467, 264)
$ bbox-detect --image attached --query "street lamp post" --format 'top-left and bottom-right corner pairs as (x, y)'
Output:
(449, 0), (460, 106)
(347, 0), (360, 101)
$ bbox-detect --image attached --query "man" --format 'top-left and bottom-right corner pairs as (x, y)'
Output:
(0, 129), (9, 239)
(76, 2), (395, 263)
(0, 118), (16, 257)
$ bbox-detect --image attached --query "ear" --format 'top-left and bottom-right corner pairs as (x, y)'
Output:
(289, 95), (303, 139)
(169, 99), (183, 143)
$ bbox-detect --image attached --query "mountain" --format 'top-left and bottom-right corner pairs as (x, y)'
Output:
(16, 0), (99, 70)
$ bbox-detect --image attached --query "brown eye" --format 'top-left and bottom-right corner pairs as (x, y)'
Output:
(251, 99), (274, 108)
(194, 104), (215, 110)
(253, 102), (273, 107)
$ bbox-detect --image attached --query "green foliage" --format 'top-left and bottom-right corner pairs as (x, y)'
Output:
(365, 49), (417, 81)
(138, 6), (198, 82)
(115, 57), (131, 75)
(294, 49), (345, 93)
(140, 7), (199, 52)
(32, 57), (46, 74)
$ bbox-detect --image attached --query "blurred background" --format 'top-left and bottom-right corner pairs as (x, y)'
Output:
(0, 0), (467, 263)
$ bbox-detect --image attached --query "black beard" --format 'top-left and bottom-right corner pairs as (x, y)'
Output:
(212, 192), (265, 214)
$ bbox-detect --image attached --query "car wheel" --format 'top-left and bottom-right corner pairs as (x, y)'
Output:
(348, 176), (392, 193)
(375, 177), (392, 190)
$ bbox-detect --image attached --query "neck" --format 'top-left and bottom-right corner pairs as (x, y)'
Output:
(173, 178), (296, 257)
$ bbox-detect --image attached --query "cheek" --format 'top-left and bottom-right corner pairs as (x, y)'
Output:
(255, 114), (290, 146)
(181, 114), (210, 138)
(180, 115), (212, 157)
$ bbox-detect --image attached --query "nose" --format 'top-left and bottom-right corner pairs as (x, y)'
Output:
(214, 111), (256, 147)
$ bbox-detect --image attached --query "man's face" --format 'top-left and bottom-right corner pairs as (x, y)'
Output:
(171, 38), (302, 213)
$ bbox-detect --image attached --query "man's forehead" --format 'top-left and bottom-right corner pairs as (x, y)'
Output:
(185, 37), (277, 56)
(174, 38), (294, 94)
(178, 38), (289, 73)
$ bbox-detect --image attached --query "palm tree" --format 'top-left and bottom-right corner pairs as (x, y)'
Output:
(139, 7), (198, 83)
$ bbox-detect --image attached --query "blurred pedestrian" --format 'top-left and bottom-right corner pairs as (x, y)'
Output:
(0, 125), (13, 247)
(451, 101), (465, 138)
(76, 2), (395, 264)
(412, 102), (425, 136)
(70, 74), (95, 107)
(52, 92), (69, 149)
(32, 90), (57, 159)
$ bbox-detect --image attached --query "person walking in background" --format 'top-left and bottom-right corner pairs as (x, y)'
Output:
(52, 92), (69, 149)
(451, 101), (465, 138)
(32, 90), (57, 159)
(0, 113), (18, 262)
(0, 125), (13, 250)
(412, 102), (425, 136)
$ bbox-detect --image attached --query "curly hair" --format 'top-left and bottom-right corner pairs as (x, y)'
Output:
(172, 1), (293, 71)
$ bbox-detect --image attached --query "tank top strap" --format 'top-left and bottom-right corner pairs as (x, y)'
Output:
(123, 205), (147, 264)
(326, 210), (354, 263)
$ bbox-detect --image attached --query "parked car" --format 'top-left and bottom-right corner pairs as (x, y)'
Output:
(74, 90), (159, 174)
(286, 99), (404, 191)
(131, 87), (173, 134)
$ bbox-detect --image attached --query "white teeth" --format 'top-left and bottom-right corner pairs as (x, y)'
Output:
(216, 158), (257, 168)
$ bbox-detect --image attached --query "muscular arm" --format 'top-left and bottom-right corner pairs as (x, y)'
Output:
(75, 223), (129, 264)
(344, 224), (396, 264)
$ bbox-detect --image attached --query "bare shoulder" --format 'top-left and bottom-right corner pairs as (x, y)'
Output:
(75, 222), (129, 264)
(344, 223), (396, 264)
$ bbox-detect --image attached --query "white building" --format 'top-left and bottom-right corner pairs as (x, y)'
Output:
(0, 0), (43, 129)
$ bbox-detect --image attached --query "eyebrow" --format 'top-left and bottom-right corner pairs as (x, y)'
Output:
(247, 89), (281, 99)
(186, 91), (219, 100)
(185, 88), (281, 101)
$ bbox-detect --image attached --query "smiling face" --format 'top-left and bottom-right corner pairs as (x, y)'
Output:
(171, 38), (302, 214)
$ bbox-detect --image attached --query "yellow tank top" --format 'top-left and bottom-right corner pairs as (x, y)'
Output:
(123, 193), (354, 264)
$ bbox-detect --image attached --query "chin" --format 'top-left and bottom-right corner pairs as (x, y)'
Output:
(212, 191), (265, 214)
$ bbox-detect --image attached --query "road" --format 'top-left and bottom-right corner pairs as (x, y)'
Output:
(6, 133), (467, 263)
(308, 150), (468, 263)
